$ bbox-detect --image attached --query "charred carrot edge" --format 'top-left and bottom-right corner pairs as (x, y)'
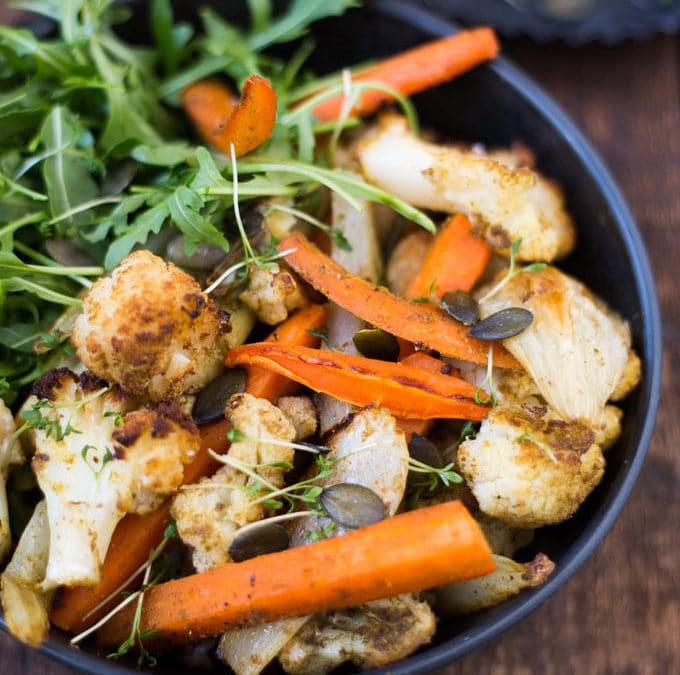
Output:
(182, 75), (277, 156)
(406, 214), (492, 300)
(395, 352), (452, 439)
(50, 305), (328, 632)
(97, 500), (494, 647)
(226, 343), (490, 421)
(278, 232), (518, 368)
(313, 27), (499, 122)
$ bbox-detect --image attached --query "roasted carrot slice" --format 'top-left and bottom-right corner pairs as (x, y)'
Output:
(395, 352), (454, 439)
(50, 306), (328, 632)
(97, 500), (494, 647)
(182, 75), (277, 156)
(313, 28), (499, 122)
(226, 343), (490, 421)
(245, 303), (328, 401)
(406, 214), (492, 300)
(278, 232), (518, 368)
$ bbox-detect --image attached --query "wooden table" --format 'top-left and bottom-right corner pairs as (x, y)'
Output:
(0, 20), (677, 675)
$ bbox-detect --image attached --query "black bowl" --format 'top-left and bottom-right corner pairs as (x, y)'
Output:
(3, 1), (662, 673)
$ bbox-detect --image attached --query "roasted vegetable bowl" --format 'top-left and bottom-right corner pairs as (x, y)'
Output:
(0, 1), (661, 674)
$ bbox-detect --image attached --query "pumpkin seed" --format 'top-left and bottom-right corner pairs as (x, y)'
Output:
(166, 235), (227, 270)
(352, 328), (400, 361)
(192, 368), (247, 424)
(319, 483), (386, 528)
(440, 290), (479, 326)
(467, 307), (534, 340)
(408, 433), (443, 470)
(228, 522), (290, 562)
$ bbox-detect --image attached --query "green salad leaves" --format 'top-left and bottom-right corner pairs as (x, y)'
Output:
(0, 0), (432, 402)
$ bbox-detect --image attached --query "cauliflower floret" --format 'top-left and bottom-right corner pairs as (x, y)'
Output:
(71, 250), (230, 400)
(1, 500), (51, 647)
(219, 407), (410, 675)
(610, 349), (641, 401)
(279, 594), (436, 675)
(458, 400), (604, 528)
(25, 368), (199, 589)
(0, 400), (24, 562)
(172, 393), (295, 572)
(594, 404), (623, 451)
(479, 265), (632, 426)
(277, 396), (318, 440)
(239, 263), (307, 325)
(291, 406), (409, 546)
(358, 114), (575, 262)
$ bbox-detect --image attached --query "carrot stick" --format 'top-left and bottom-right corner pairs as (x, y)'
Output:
(97, 500), (494, 647)
(278, 232), (518, 368)
(226, 343), (490, 421)
(245, 303), (328, 401)
(406, 214), (492, 300)
(313, 28), (499, 122)
(395, 352), (453, 439)
(182, 75), (277, 156)
(50, 306), (328, 632)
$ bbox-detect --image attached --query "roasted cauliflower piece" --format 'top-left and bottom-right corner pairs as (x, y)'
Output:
(610, 349), (642, 401)
(71, 250), (230, 400)
(172, 393), (295, 572)
(292, 406), (409, 545)
(594, 405), (623, 451)
(220, 407), (410, 675)
(434, 553), (554, 617)
(278, 594), (436, 675)
(458, 400), (604, 528)
(24, 368), (199, 589)
(277, 396), (318, 440)
(358, 114), (575, 262)
(478, 265), (633, 426)
(239, 263), (307, 325)
(0, 500), (51, 647)
(0, 400), (24, 562)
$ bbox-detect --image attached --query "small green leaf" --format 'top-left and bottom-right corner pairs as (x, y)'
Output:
(167, 185), (229, 254)
(41, 106), (99, 229)
(103, 199), (168, 269)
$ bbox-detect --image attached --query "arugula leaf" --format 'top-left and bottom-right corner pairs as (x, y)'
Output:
(166, 185), (229, 255)
(103, 198), (168, 269)
(40, 106), (99, 231)
(150, 0), (193, 76)
(248, 0), (359, 50)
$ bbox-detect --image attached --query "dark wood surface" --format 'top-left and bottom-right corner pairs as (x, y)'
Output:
(0, 17), (678, 675)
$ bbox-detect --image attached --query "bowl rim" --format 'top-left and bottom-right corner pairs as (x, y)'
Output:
(2, 1), (663, 673)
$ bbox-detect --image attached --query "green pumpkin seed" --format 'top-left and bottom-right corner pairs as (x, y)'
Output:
(440, 290), (479, 326)
(408, 433), (443, 470)
(228, 522), (290, 562)
(320, 483), (386, 528)
(467, 307), (533, 340)
(192, 368), (247, 424)
(352, 328), (400, 361)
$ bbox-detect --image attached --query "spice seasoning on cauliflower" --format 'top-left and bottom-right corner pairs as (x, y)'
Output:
(172, 393), (296, 573)
(458, 401), (605, 529)
(24, 368), (199, 589)
(71, 250), (231, 401)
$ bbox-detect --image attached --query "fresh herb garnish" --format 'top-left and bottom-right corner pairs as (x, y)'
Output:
(479, 238), (547, 303)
